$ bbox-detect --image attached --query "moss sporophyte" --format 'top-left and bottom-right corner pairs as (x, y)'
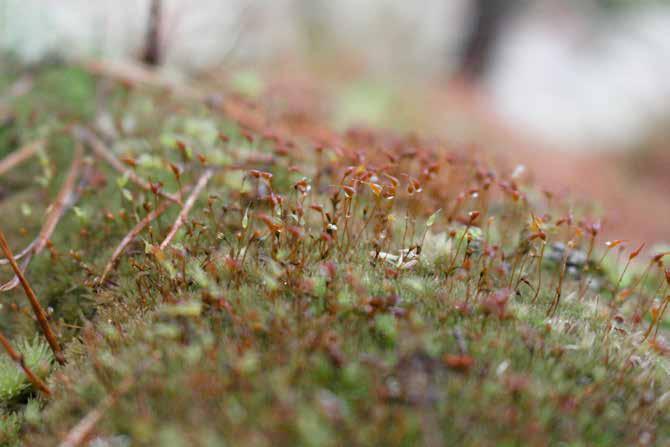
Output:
(0, 64), (667, 446)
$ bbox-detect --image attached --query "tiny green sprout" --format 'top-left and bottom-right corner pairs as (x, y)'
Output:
(426, 208), (441, 228)
(374, 314), (397, 345)
(161, 301), (203, 318)
(20, 203), (31, 217)
(116, 171), (130, 189)
(242, 207), (249, 229)
(35, 149), (53, 187)
(122, 188), (134, 202)
(23, 399), (41, 425)
(0, 337), (52, 402)
(0, 411), (22, 445)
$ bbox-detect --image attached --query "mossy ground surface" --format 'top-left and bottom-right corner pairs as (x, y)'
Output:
(0, 63), (668, 446)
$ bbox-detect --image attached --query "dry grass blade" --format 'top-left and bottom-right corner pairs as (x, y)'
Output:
(160, 169), (214, 250)
(98, 200), (171, 285)
(0, 141), (84, 286)
(0, 330), (50, 396)
(0, 228), (64, 364)
(58, 373), (135, 447)
(0, 139), (45, 177)
(73, 126), (181, 204)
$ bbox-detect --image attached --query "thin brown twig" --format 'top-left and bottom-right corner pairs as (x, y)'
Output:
(0, 240), (37, 266)
(0, 139), (45, 177)
(98, 200), (172, 285)
(81, 59), (274, 142)
(58, 373), (135, 447)
(160, 169), (214, 250)
(0, 228), (64, 364)
(73, 126), (181, 204)
(82, 59), (205, 101)
(0, 141), (84, 290)
(0, 330), (51, 396)
(36, 142), (84, 255)
(0, 257), (30, 292)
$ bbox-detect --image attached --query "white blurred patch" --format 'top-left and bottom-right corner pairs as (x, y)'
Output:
(490, 3), (670, 150)
(2, 1), (670, 149)
(0, 0), (296, 69)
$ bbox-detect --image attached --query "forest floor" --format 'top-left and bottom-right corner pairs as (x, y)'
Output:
(0, 60), (669, 446)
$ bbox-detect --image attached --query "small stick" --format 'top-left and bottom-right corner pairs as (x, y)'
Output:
(0, 229), (64, 364)
(0, 139), (45, 176)
(0, 257), (29, 292)
(0, 142), (83, 289)
(73, 126), (181, 204)
(98, 201), (171, 285)
(58, 374), (135, 447)
(82, 59), (205, 101)
(0, 330), (50, 396)
(160, 169), (213, 250)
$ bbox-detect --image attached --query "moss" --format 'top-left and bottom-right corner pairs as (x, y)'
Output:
(0, 337), (52, 404)
(0, 411), (22, 446)
(0, 61), (667, 446)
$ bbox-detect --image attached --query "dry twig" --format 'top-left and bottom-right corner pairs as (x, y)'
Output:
(98, 200), (171, 285)
(0, 139), (45, 177)
(0, 228), (64, 364)
(160, 169), (214, 250)
(73, 126), (181, 204)
(82, 60), (204, 100)
(0, 142), (84, 291)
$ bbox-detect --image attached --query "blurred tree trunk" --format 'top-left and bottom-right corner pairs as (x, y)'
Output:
(142, 0), (162, 66)
(458, 0), (509, 80)
(296, 0), (329, 55)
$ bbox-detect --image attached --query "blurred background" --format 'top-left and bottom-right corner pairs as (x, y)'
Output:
(2, 0), (670, 241)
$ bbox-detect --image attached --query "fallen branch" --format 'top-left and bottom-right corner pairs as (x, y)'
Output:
(0, 139), (45, 177)
(0, 330), (51, 396)
(0, 228), (64, 364)
(73, 126), (181, 204)
(160, 169), (214, 250)
(98, 200), (172, 285)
